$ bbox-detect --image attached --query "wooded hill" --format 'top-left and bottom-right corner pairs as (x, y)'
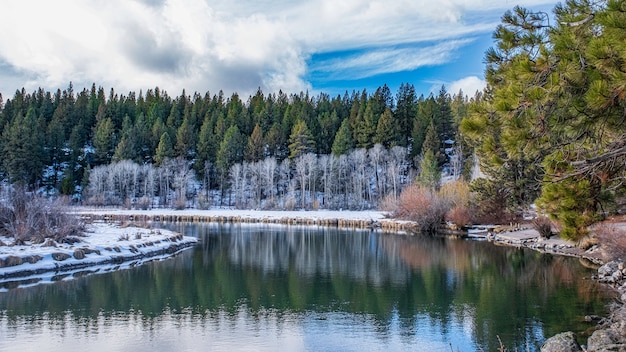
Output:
(0, 83), (471, 209)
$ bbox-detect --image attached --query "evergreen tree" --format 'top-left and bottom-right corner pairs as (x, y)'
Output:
(288, 120), (315, 159)
(245, 124), (265, 162)
(175, 116), (196, 159)
(154, 131), (175, 166)
(394, 83), (417, 147)
(374, 108), (397, 148)
(416, 149), (440, 190)
(216, 125), (244, 177)
(195, 116), (216, 176)
(331, 119), (354, 156)
(462, 1), (626, 238)
(93, 117), (115, 165)
(354, 100), (377, 149)
(2, 107), (45, 188)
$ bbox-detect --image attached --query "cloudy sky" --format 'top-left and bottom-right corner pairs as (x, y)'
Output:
(0, 0), (556, 99)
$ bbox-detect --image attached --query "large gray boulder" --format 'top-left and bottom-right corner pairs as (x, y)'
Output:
(586, 328), (625, 351)
(540, 332), (582, 352)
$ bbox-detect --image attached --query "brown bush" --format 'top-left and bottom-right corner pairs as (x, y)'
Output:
(532, 216), (553, 239)
(445, 204), (472, 228)
(394, 185), (448, 234)
(594, 224), (626, 262)
(0, 188), (84, 244)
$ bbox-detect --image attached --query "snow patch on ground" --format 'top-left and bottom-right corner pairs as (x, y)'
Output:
(0, 222), (197, 291)
(73, 207), (389, 222)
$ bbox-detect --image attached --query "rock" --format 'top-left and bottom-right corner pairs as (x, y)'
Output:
(51, 252), (71, 261)
(599, 262), (620, 278)
(541, 332), (582, 352)
(2, 255), (24, 267)
(586, 329), (624, 352)
(73, 249), (85, 260)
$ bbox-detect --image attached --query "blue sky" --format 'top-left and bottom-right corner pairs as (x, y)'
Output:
(0, 0), (557, 100)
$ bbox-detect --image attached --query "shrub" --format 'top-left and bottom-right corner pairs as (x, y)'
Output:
(594, 224), (626, 262)
(445, 204), (472, 228)
(0, 188), (84, 244)
(394, 185), (448, 234)
(532, 216), (553, 238)
(438, 180), (471, 208)
(469, 178), (518, 224)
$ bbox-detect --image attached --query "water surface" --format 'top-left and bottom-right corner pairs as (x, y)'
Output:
(0, 223), (611, 351)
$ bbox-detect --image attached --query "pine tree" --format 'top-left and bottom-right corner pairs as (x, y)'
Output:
(288, 120), (315, 159)
(175, 116), (196, 159)
(216, 125), (244, 176)
(2, 107), (45, 188)
(331, 118), (354, 156)
(93, 117), (115, 165)
(195, 116), (216, 176)
(245, 124), (265, 162)
(354, 100), (377, 149)
(374, 108), (396, 148)
(154, 132), (175, 166)
(416, 149), (440, 190)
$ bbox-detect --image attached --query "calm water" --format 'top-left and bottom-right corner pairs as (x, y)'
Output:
(0, 223), (612, 351)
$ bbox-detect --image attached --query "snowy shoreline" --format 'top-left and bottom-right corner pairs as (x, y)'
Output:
(0, 222), (197, 291)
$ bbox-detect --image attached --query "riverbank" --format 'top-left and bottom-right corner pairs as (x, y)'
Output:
(0, 222), (197, 291)
(74, 207), (604, 262)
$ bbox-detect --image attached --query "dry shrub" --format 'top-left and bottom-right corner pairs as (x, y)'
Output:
(532, 216), (553, 238)
(446, 204), (472, 228)
(379, 193), (399, 214)
(0, 189), (84, 244)
(438, 180), (471, 208)
(594, 224), (626, 262)
(394, 185), (448, 234)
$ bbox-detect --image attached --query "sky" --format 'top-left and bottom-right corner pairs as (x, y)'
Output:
(0, 0), (557, 100)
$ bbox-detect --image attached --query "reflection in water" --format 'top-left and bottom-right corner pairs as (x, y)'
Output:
(0, 223), (612, 351)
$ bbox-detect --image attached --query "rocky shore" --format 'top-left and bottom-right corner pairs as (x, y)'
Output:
(540, 261), (626, 352)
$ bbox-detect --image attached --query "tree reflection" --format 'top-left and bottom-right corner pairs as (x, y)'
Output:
(0, 223), (612, 351)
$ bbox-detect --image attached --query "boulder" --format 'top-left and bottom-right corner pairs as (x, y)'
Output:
(586, 329), (625, 351)
(540, 332), (582, 352)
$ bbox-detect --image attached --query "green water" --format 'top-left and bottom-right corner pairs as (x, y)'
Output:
(0, 223), (612, 351)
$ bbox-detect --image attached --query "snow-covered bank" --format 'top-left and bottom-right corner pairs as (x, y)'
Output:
(0, 222), (197, 291)
(72, 207), (415, 231)
(74, 207), (388, 221)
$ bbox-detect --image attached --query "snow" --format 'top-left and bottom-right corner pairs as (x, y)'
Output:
(0, 222), (197, 291)
(73, 207), (389, 222)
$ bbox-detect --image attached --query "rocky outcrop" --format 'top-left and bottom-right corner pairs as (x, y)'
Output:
(540, 332), (582, 352)
(585, 261), (626, 352)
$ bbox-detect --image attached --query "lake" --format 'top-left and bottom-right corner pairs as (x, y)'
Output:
(0, 223), (612, 351)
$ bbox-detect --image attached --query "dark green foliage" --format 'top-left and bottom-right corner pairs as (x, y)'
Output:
(331, 119), (353, 156)
(2, 107), (45, 188)
(154, 132), (174, 166)
(0, 80), (472, 200)
(216, 125), (244, 175)
(463, 0), (626, 238)
(288, 120), (316, 159)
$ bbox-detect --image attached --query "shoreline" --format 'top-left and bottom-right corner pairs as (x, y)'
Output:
(0, 222), (197, 291)
(74, 207), (606, 263)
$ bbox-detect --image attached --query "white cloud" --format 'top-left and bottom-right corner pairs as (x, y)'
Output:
(448, 76), (487, 97)
(0, 0), (556, 96)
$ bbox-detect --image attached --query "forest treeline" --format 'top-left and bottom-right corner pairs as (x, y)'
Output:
(1, 0), (625, 240)
(0, 82), (471, 210)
